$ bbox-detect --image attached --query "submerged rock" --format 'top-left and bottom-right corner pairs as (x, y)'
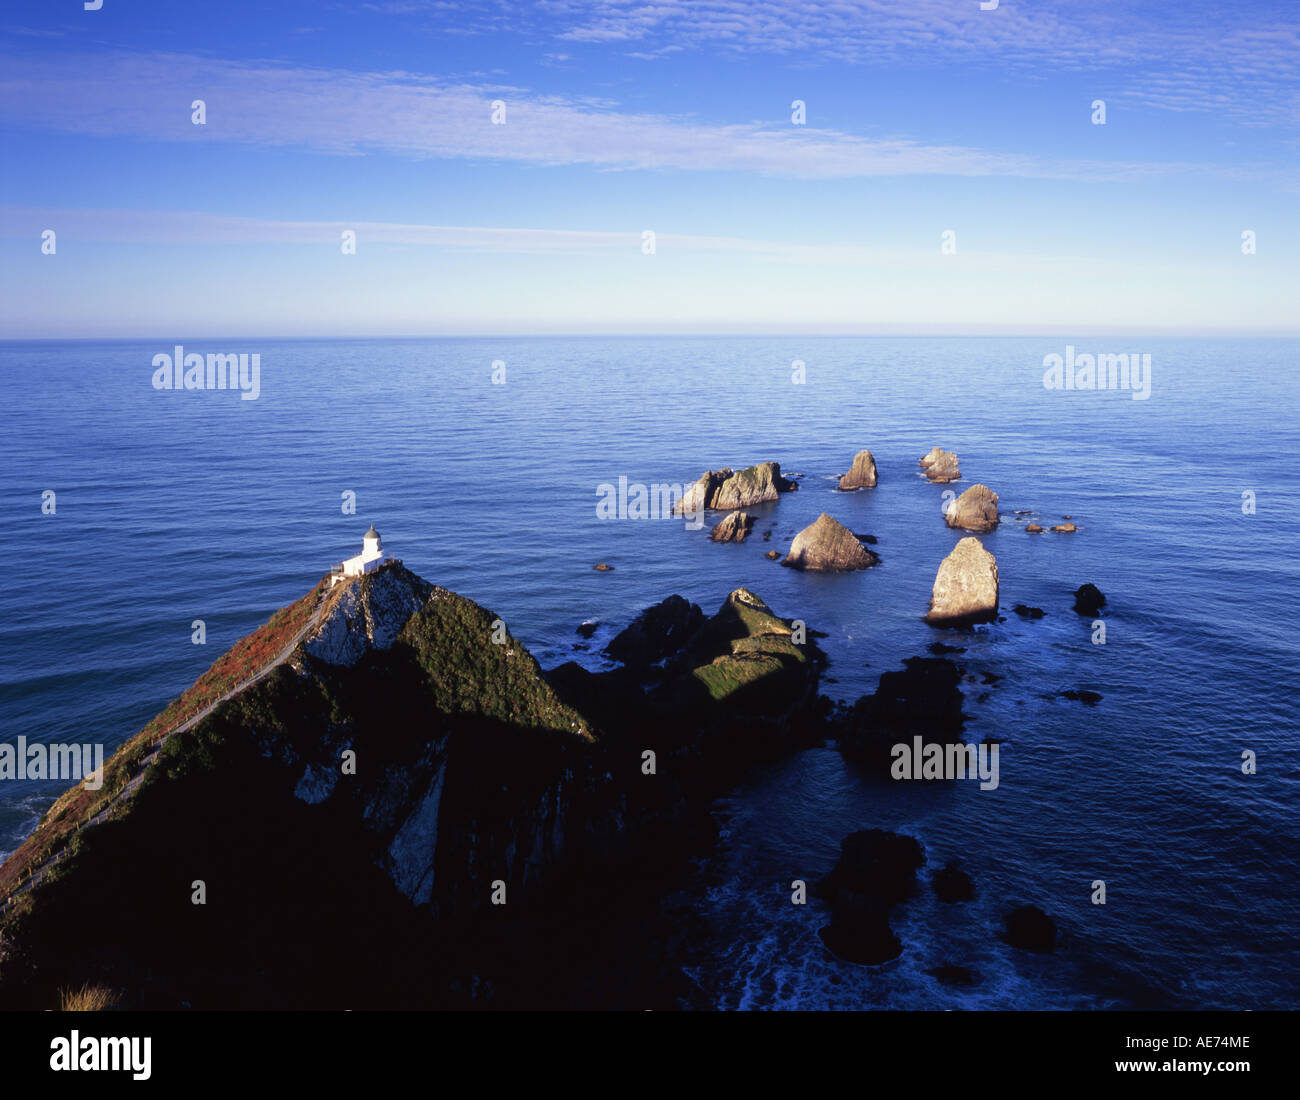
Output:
(783, 513), (879, 572)
(945, 484), (1000, 532)
(709, 510), (755, 543)
(932, 861), (975, 903)
(1004, 905), (1057, 952)
(1073, 583), (1106, 616)
(919, 447), (960, 483)
(838, 449), (878, 490)
(925, 537), (999, 626)
(927, 965), (977, 986)
(1060, 689), (1103, 706)
(1012, 604), (1045, 619)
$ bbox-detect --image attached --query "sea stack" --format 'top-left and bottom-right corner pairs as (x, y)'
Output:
(783, 513), (879, 572)
(838, 449), (878, 490)
(925, 537), (999, 626)
(919, 447), (960, 483)
(709, 510), (755, 543)
(944, 484), (1000, 532)
(675, 461), (797, 514)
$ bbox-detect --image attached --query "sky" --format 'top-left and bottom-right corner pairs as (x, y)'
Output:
(0, 0), (1296, 337)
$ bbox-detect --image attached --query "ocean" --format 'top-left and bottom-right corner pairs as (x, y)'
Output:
(1, 335), (1296, 1009)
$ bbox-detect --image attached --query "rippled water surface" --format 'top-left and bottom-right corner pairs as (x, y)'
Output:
(1, 335), (1296, 1008)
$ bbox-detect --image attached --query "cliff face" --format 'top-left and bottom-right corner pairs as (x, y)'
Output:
(0, 562), (821, 1009)
(270, 566), (614, 920)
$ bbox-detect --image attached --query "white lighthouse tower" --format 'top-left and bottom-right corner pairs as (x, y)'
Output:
(334, 524), (390, 583)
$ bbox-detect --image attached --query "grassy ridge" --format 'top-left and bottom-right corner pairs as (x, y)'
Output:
(0, 578), (328, 903)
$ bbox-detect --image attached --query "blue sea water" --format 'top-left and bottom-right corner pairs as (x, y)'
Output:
(0, 335), (1296, 1009)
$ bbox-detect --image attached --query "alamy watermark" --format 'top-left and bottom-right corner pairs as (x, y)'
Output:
(596, 477), (705, 529)
(50, 1031), (151, 1080)
(151, 345), (261, 400)
(1042, 345), (1151, 400)
(891, 737), (1000, 791)
(0, 737), (104, 790)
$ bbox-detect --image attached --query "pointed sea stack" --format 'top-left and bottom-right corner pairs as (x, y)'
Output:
(783, 513), (879, 572)
(838, 449), (878, 490)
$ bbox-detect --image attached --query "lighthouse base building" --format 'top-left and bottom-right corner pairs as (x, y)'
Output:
(332, 524), (390, 583)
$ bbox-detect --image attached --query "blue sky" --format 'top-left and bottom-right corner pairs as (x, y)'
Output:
(0, 0), (1296, 336)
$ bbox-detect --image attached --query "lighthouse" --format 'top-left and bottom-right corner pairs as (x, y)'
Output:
(334, 524), (390, 582)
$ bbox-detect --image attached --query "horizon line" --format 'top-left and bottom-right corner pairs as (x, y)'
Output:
(3, 327), (1299, 342)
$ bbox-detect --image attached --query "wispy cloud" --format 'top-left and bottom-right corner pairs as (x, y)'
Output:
(364, 0), (1300, 127)
(0, 50), (1211, 182)
(4, 204), (1253, 283)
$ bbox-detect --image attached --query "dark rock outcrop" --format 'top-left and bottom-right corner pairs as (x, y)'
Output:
(919, 447), (960, 483)
(783, 513), (879, 572)
(945, 484), (1000, 532)
(605, 595), (705, 668)
(838, 657), (966, 770)
(558, 587), (827, 789)
(1073, 583), (1106, 616)
(838, 449), (878, 490)
(658, 588), (820, 719)
(1012, 604), (1045, 619)
(709, 510), (755, 543)
(1004, 905), (1057, 952)
(816, 830), (925, 965)
(932, 861), (975, 903)
(925, 537), (999, 626)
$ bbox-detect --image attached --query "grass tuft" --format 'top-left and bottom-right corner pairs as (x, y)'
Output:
(58, 983), (120, 1011)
